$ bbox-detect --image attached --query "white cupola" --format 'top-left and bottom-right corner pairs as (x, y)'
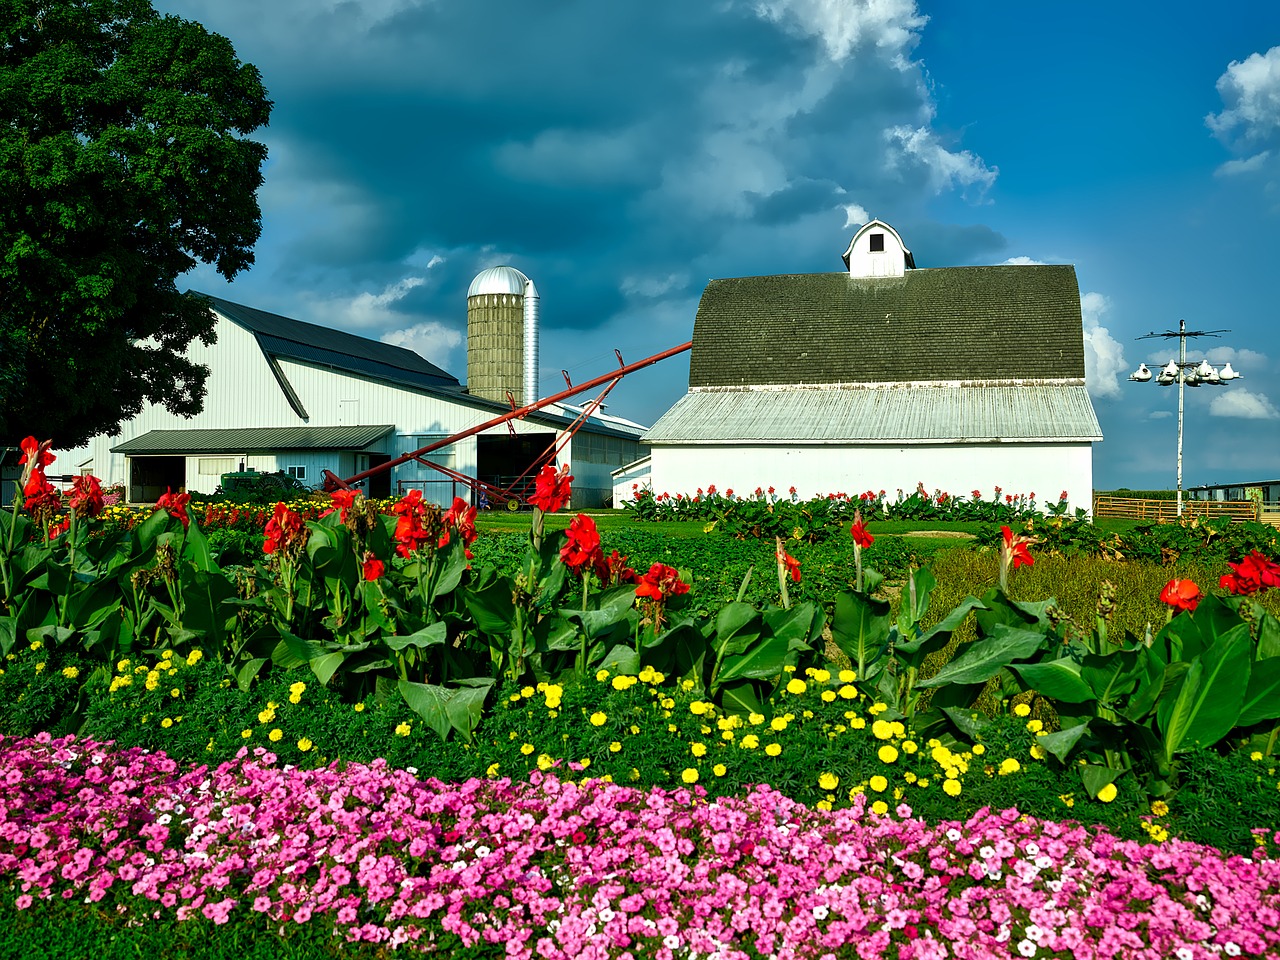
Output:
(841, 220), (915, 278)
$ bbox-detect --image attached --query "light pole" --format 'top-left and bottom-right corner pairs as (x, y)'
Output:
(1128, 320), (1242, 517)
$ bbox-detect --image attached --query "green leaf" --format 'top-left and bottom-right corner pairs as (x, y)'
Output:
(719, 680), (764, 716)
(830, 590), (891, 679)
(0, 617), (15, 658)
(598, 643), (640, 676)
(1079, 649), (1142, 705)
(717, 631), (789, 685)
(382, 621), (448, 651)
(397, 679), (452, 741)
(309, 651), (346, 686)
(1256, 607), (1280, 660)
(432, 544), (468, 598)
(1081, 763), (1122, 798)
(443, 678), (494, 742)
(134, 509), (171, 553)
(462, 571), (516, 634)
(896, 567), (936, 632)
(181, 519), (219, 573)
(1158, 624), (1251, 759)
(711, 602), (761, 659)
(1036, 723), (1089, 762)
(1009, 658), (1096, 703)
(271, 628), (324, 669)
(1239, 657), (1280, 726)
(235, 658), (267, 693)
(894, 597), (984, 659)
(915, 624), (1047, 688)
(941, 706), (990, 742)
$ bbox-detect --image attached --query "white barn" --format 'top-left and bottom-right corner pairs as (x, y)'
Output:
(63, 288), (646, 507)
(631, 221), (1103, 507)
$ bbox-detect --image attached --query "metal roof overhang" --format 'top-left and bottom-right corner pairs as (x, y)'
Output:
(110, 425), (396, 456)
(643, 383), (1104, 444)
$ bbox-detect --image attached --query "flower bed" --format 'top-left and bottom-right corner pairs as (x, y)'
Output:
(6, 734), (1280, 959)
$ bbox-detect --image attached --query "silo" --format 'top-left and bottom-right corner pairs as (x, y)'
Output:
(466, 265), (539, 405)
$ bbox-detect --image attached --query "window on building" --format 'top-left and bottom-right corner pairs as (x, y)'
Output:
(869, 233), (885, 252)
(198, 457), (238, 476)
(286, 465), (306, 480)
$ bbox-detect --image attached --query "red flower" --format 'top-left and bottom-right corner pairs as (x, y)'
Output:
(1159, 579), (1201, 612)
(391, 489), (430, 558)
(560, 513), (603, 575)
(1219, 550), (1280, 596)
(263, 501), (306, 556)
(361, 551), (385, 582)
(443, 496), (477, 548)
(155, 488), (191, 530)
(594, 549), (638, 587)
(322, 488), (358, 522)
(1000, 526), (1033, 570)
(777, 546), (802, 583)
(17, 436), (54, 472)
(971, 489), (982, 500)
(47, 517), (70, 539)
(850, 516), (874, 550)
(789, 486), (797, 496)
(22, 472), (60, 515)
(1058, 490), (1068, 502)
(634, 563), (690, 601)
(68, 475), (104, 519)
(528, 464), (573, 513)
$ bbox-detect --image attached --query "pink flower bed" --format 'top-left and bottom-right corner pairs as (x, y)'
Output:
(3, 734), (1279, 959)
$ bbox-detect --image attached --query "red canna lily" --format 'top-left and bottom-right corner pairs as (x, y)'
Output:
(777, 545), (802, 583)
(391, 490), (431, 558)
(68, 474), (104, 519)
(361, 551), (385, 582)
(443, 496), (478, 547)
(850, 515), (874, 550)
(560, 513), (603, 575)
(155, 488), (191, 530)
(322, 488), (358, 522)
(1219, 550), (1280, 597)
(1000, 525), (1034, 570)
(1159, 578), (1201, 612)
(263, 501), (306, 556)
(594, 549), (638, 587)
(634, 563), (690, 601)
(528, 464), (573, 514)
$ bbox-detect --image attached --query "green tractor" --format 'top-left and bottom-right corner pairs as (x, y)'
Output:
(217, 470), (310, 500)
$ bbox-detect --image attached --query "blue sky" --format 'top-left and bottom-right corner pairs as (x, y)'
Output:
(156, 0), (1280, 493)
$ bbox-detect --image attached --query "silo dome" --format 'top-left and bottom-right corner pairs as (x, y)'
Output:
(468, 265), (538, 298)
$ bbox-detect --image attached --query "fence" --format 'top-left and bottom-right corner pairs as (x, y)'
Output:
(1092, 495), (1269, 524)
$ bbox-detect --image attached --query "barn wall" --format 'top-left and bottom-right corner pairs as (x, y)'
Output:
(648, 442), (1095, 513)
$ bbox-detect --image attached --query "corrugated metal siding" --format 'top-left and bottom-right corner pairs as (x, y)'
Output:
(112, 425), (395, 455)
(643, 384), (1103, 443)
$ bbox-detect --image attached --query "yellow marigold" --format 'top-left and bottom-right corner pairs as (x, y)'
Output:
(660, 697), (675, 709)
(395, 722), (412, 737)
(871, 719), (894, 740)
(354, 703), (365, 712)
(943, 779), (962, 797)
(818, 772), (839, 791)
(747, 712), (765, 726)
(740, 734), (760, 749)
(998, 758), (1021, 775)
(1096, 782), (1118, 803)
(838, 685), (858, 700)
(186, 650), (203, 666)
(241, 729), (252, 739)
(931, 745), (952, 765)
(681, 768), (699, 784)
(820, 690), (837, 703)
(903, 771), (917, 783)
(902, 740), (918, 754)
(811, 668), (831, 683)
(29, 640), (42, 651)
(579, 758), (591, 768)
(1030, 744), (1047, 761)
(770, 717), (788, 731)
(589, 712), (608, 726)
(878, 745), (899, 764)
(630, 725), (640, 735)
(520, 685), (535, 698)
(611, 675), (634, 691)
(545, 698), (562, 710)
(290, 681), (306, 696)
(258, 709), (275, 724)
(1026, 719), (1043, 733)
(536, 754), (554, 771)
(34, 662), (45, 673)
(816, 799), (832, 811)
(61, 666), (79, 680)
(520, 743), (535, 755)
(638, 666), (655, 683)
(691, 742), (707, 757)
(1250, 751), (1263, 761)
(868, 702), (888, 715)
(1013, 703), (1031, 717)
(1151, 800), (1169, 817)
(288, 694), (301, 705)
(889, 721), (905, 737)
(269, 728), (283, 742)
(486, 762), (500, 777)
(609, 741), (621, 753)
(971, 743), (985, 756)
(595, 669), (609, 682)
(765, 743), (782, 757)
(170, 688), (180, 698)
(297, 737), (313, 752)
(689, 700), (708, 716)
(713, 763), (727, 776)
(1060, 793), (1075, 808)
(838, 669), (857, 682)
(785, 678), (806, 695)
(160, 718), (173, 729)
(868, 775), (887, 792)
(850, 717), (866, 730)
(871, 800), (889, 815)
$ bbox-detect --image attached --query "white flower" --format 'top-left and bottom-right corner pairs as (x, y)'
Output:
(474, 845), (491, 858)
(1175, 949), (1194, 960)
(946, 828), (962, 842)
(664, 936), (681, 949)
(598, 908), (615, 922)
(1024, 842), (1040, 856)
(155, 813), (172, 826)
(1225, 945), (1241, 957)
(979, 846), (996, 860)
(1024, 924), (1043, 944)
(1035, 856), (1053, 869)
(812, 905), (830, 920)
(995, 925), (1011, 943)
(1017, 939), (1038, 957)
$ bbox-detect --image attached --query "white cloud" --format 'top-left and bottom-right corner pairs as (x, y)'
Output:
(620, 273), (688, 298)
(1204, 346), (1268, 371)
(1215, 151), (1271, 177)
(1080, 291), (1126, 400)
(1000, 256), (1046, 265)
(1209, 389), (1280, 420)
(1207, 47), (1280, 144)
(381, 322), (464, 370)
(842, 202), (870, 228)
(749, 0), (927, 62)
(1148, 410), (1173, 420)
(883, 125), (998, 197)
(301, 276), (425, 330)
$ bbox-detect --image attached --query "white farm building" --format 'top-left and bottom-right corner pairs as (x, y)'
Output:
(63, 267), (647, 508)
(627, 221), (1103, 506)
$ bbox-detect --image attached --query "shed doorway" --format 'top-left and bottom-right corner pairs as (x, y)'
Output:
(129, 456), (185, 503)
(477, 433), (556, 501)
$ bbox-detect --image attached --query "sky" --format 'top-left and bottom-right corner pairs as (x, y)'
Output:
(153, 0), (1280, 494)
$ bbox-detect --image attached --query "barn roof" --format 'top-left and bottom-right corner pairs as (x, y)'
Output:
(688, 265), (1085, 388)
(643, 384), (1102, 443)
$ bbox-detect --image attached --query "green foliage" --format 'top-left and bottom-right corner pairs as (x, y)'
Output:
(0, 0), (272, 444)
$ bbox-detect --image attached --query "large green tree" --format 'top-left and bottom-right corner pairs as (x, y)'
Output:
(0, 0), (271, 448)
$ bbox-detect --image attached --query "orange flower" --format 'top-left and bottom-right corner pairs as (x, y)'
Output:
(1159, 579), (1200, 612)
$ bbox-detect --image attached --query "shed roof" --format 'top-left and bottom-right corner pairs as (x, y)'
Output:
(643, 384), (1102, 444)
(196, 293), (461, 393)
(111, 425), (396, 455)
(689, 265), (1085, 387)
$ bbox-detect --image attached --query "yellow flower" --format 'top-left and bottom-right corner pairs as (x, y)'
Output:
(297, 737), (313, 752)
(536, 754), (554, 771)
(869, 719), (893, 741)
(850, 717), (866, 730)
(394, 722), (412, 737)
(820, 690), (836, 703)
(520, 743), (535, 755)
(289, 694), (302, 705)
(667, 723), (677, 733)
(1097, 782), (1118, 803)
(878, 745), (899, 764)
(1151, 800), (1169, 817)
(579, 758), (591, 768)
(630, 725), (640, 735)
(1059, 793), (1075, 808)
(785, 678), (806, 695)
(520, 685), (535, 698)
(871, 800), (889, 815)
(971, 743), (985, 756)
(838, 669), (857, 682)
(61, 666), (79, 680)
(818, 772), (839, 791)
(770, 717), (788, 732)
(545, 698), (561, 710)
(837, 684), (858, 700)
(765, 743), (782, 757)
(160, 718), (173, 729)
(354, 702), (365, 712)
(29, 640), (42, 651)
(258, 709), (275, 724)
(868, 775), (887, 792)
(269, 728), (283, 742)
(186, 650), (203, 666)
(1013, 703), (1031, 718)
(868, 701), (887, 715)
(902, 740), (918, 754)
(290, 681), (306, 696)
(486, 762), (500, 777)
(998, 758), (1021, 775)
(713, 764), (727, 777)
(903, 771), (917, 784)
(681, 768), (699, 784)
(589, 712), (608, 726)
(1030, 745), (1047, 760)
(170, 688), (180, 698)
(611, 675), (634, 691)
(689, 700), (708, 716)
(691, 743), (707, 757)
(609, 741), (621, 753)
(1250, 751), (1263, 762)
(943, 779), (962, 797)
(34, 662), (45, 673)
(740, 734), (760, 749)
(595, 668), (610, 682)
(1026, 719), (1043, 733)
(748, 713), (765, 726)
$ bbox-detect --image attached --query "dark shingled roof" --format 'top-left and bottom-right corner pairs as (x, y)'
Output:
(196, 292), (462, 392)
(688, 265), (1085, 387)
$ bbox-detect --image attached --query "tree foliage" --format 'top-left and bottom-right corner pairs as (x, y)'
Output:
(0, 0), (271, 448)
